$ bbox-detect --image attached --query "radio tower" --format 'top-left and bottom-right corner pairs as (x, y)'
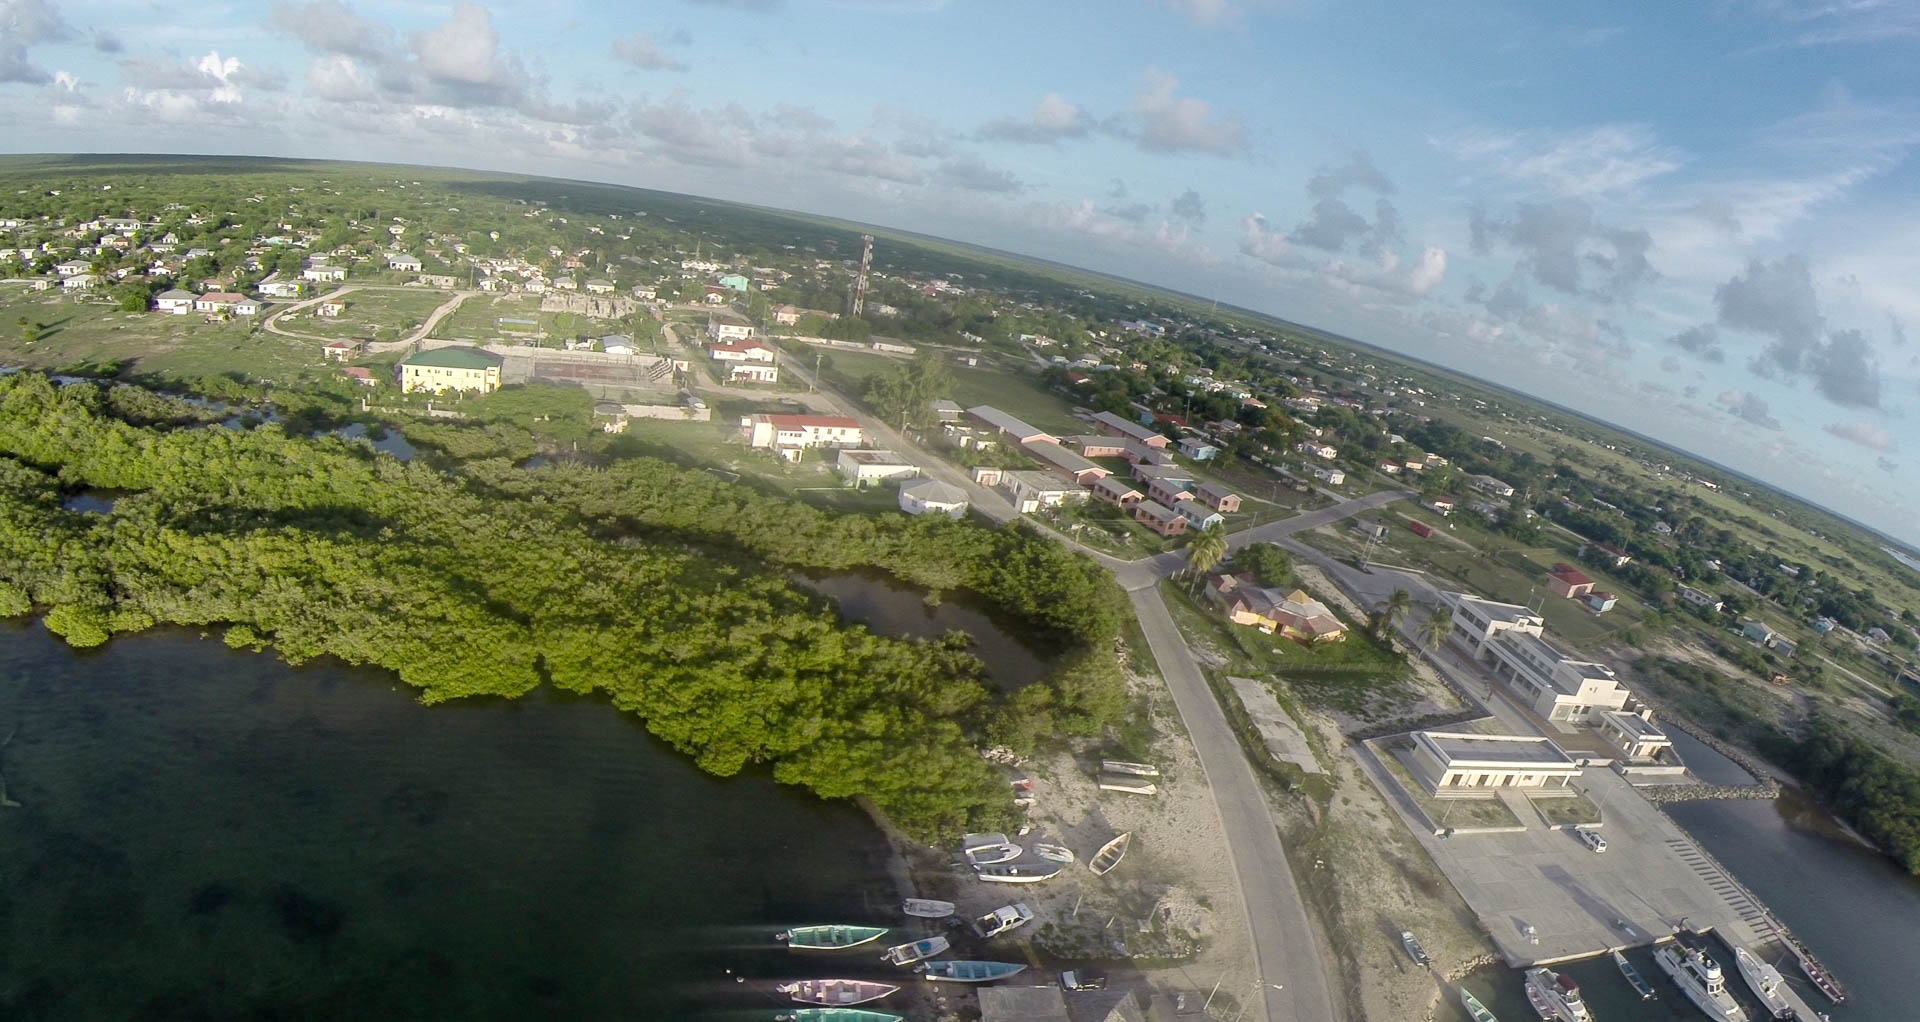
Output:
(851, 234), (873, 316)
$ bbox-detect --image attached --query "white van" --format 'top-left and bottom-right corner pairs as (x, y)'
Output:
(1577, 829), (1608, 853)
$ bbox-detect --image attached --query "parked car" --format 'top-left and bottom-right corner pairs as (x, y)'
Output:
(1060, 968), (1108, 991)
(1577, 829), (1608, 853)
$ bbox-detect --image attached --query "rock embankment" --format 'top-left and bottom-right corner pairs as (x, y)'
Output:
(1641, 782), (1779, 805)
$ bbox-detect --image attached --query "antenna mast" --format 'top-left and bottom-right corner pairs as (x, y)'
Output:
(851, 234), (873, 316)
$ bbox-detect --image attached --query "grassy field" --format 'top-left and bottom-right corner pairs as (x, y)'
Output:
(0, 287), (319, 381)
(277, 288), (449, 342)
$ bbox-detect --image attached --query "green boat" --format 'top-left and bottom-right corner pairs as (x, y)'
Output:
(776, 1011), (905, 1022)
(777, 924), (889, 950)
(1457, 986), (1499, 1022)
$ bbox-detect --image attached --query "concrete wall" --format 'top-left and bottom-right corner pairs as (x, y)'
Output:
(622, 403), (711, 422)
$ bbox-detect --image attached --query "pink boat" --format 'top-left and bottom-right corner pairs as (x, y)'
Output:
(778, 979), (900, 1006)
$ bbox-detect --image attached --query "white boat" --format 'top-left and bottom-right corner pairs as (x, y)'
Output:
(1032, 842), (1074, 864)
(880, 935), (950, 966)
(1523, 967), (1592, 1022)
(964, 842), (1023, 866)
(1100, 759), (1160, 777)
(1088, 832), (1132, 875)
(778, 979), (900, 1006)
(1400, 930), (1432, 967)
(1096, 774), (1158, 795)
(961, 832), (1009, 849)
(901, 898), (955, 919)
(974, 860), (1064, 883)
(1459, 986), (1500, 1022)
(975, 902), (1034, 938)
(1653, 944), (1748, 1022)
(1732, 947), (1793, 1020)
(1524, 982), (1555, 1020)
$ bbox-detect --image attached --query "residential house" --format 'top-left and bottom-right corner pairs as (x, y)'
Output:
(1297, 440), (1338, 460)
(966, 405), (1055, 445)
(1194, 481), (1240, 513)
(970, 466), (1004, 487)
(152, 288), (196, 314)
(1471, 474), (1516, 498)
(1203, 574), (1347, 642)
(1424, 497), (1455, 515)
(1022, 439), (1109, 485)
(835, 449), (918, 487)
(62, 273), (102, 292)
(1406, 732), (1579, 796)
(1091, 410), (1168, 448)
(194, 292), (258, 315)
(707, 310), (756, 343)
(1676, 585), (1724, 613)
(302, 265), (346, 282)
(257, 276), (304, 299)
(1547, 563), (1596, 600)
(387, 253), (422, 272)
(316, 300), (346, 317)
(1585, 591), (1618, 613)
(54, 259), (91, 277)
(1136, 468), (1196, 507)
(1174, 499), (1224, 530)
(1069, 435), (1173, 466)
(600, 335), (638, 356)
(1090, 475), (1143, 508)
(1312, 466), (1346, 486)
(1178, 437), (1220, 461)
(726, 363), (779, 384)
(773, 304), (801, 326)
(898, 478), (968, 518)
(341, 366), (378, 387)
(1377, 459), (1401, 475)
(1002, 470), (1085, 514)
(321, 339), (365, 362)
(397, 346), (503, 394)
(584, 279), (615, 294)
(1133, 499), (1189, 537)
(418, 273), (459, 289)
(743, 414), (863, 458)
(710, 339), (775, 363)
(928, 399), (963, 422)
(1773, 637), (1799, 658)
(1740, 620), (1775, 645)
(717, 273), (750, 292)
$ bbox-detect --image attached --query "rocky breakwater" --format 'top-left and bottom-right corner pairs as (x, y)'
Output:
(1641, 781), (1780, 805)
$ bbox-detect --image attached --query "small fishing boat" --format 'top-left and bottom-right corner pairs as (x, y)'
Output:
(1612, 949), (1655, 1000)
(1088, 832), (1133, 875)
(901, 898), (955, 919)
(778, 979), (899, 1006)
(974, 861), (1064, 884)
(1096, 774), (1158, 795)
(880, 935), (950, 966)
(778, 925), (889, 951)
(918, 960), (1027, 983)
(777, 1011), (905, 1022)
(975, 902), (1034, 938)
(1033, 842), (1075, 864)
(1733, 947), (1793, 1020)
(961, 832), (1010, 849)
(1401, 930), (1432, 967)
(1459, 986), (1500, 1022)
(1793, 946), (1847, 1004)
(1100, 759), (1161, 777)
(963, 841), (1023, 866)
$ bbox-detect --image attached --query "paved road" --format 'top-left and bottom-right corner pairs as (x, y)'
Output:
(260, 284), (476, 351)
(1132, 586), (1343, 1022)
(1107, 488), (1414, 591)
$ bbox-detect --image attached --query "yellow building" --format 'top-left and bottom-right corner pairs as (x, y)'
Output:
(397, 346), (503, 394)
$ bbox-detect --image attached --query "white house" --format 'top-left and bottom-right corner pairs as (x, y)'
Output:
(1406, 732), (1580, 797)
(1001, 470), (1086, 514)
(898, 478), (968, 518)
(707, 311), (756, 342)
(302, 265), (347, 282)
(1297, 440), (1338, 459)
(710, 339), (775, 363)
(727, 363), (779, 384)
(62, 273), (102, 291)
(1179, 437), (1221, 461)
(387, 253), (422, 272)
(55, 259), (91, 277)
(584, 278), (615, 294)
(835, 449), (918, 487)
(1471, 474), (1517, 498)
(153, 288), (196, 314)
(600, 335), (638, 356)
(743, 413), (863, 458)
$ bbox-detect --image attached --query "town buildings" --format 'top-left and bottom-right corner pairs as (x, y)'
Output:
(898, 478), (969, 518)
(743, 414), (864, 458)
(396, 346), (503, 394)
(1205, 574), (1348, 642)
(1406, 731), (1580, 796)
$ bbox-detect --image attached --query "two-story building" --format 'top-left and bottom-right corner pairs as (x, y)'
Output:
(707, 310), (756, 343)
(743, 413), (864, 458)
(397, 346), (503, 394)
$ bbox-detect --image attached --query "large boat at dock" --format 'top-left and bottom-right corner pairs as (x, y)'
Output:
(777, 979), (899, 1006)
(1612, 949), (1655, 1000)
(778, 925), (889, 950)
(1653, 941), (1748, 1022)
(1523, 967), (1593, 1022)
(1731, 946), (1793, 1019)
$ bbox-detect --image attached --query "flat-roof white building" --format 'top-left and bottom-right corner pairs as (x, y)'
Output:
(835, 449), (918, 487)
(1597, 709), (1672, 763)
(1002, 469), (1085, 513)
(1447, 593), (1546, 657)
(898, 478), (969, 518)
(1445, 592), (1629, 724)
(1406, 731), (1580, 796)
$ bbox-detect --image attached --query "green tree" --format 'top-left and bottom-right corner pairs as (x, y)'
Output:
(1185, 523), (1229, 585)
(1236, 542), (1292, 587)
(1374, 588), (1412, 640)
(1418, 605), (1453, 650)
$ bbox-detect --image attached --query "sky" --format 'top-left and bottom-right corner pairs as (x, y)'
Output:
(2, 0), (1918, 544)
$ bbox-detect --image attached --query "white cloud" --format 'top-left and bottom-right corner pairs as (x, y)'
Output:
(306, 55), (377, 102)
(1238, 211), (1289, 264)
(1824, 419), (1898, 452)
(410, 2), (520, 90)
(609, 32), (685, 72)
(196, 51), (243, 104)
(1134, 67), (1244, 155)
(978, 92), (1091, 144)
(1438, 122), (1684, 198)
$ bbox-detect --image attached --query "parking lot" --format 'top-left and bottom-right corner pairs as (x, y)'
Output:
(1355, 745), (1777, 966)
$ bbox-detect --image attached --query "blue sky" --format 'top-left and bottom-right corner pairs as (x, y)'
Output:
(2, 0), (1918, 542)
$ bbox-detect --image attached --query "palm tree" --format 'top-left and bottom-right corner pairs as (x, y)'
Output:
(1185, 523), (1229, 589)
(1419, 606), (1453, 650)
(1375, 588), (1412, 640)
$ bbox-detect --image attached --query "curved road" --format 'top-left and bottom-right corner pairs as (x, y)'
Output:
(262, 285), (477, 351)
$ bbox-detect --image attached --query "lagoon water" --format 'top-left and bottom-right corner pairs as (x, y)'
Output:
(0, 620), (906, 1019)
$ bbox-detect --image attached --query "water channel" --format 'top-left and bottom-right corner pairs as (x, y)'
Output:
(0, 563), (1031, 1018)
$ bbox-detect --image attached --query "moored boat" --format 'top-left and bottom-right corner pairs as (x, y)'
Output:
(1732, 947), (1793, 1020)
(1793, 946), (1847, 1004)
(963, 841), (1022, 866)
(1525, 983), (1555, 1020)
(777, 1011), (905, 1022)
(778, 925), (889, 950)
(1459, 986), (1500, 1022)
(918, 959), (1027, 983)
(1653, 943), (1748, 1022)
(1088, 832), (1132, 875)
(974, 861), (1063, 883)
(1523, 967), (1593, 1022)
(1100, 759), (1160, 777)
(1612, 949), (1655, 1000)
(975, 902), (1034, 938)
(1033, 842), (1075, 864)
(777, 979), (900, 1006)
(1401, 930), (1432, 967)
(901, 898), (955, 919)
(880, 935), (950, 966)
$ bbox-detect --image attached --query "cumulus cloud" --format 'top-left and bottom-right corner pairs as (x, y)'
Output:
(1824, 419), (1898, 452)
(1717, 255), (1824, 373)
(1169, 188), (1205, 224)
(1667, 323), (1725, 362)
(1134, 67), (1244, 154)
(0, 0), (74, 84)
(1439, 122), (1683, 198)
(1102, 202), (1153, 223)
(1718, 389), (1782, 429)
(1808, 329), (1882, 407)
(411, 3), (522, 92)
(610, 32), (685, 71)
(268, 1), (398, 62)
(1289, 197), (1372, 251)
(978, 92), (1091, 144)
(1406, 245), (1447, 295)
(306, 54), (377, 102)
(1473, 199), (1655, 301)
(1239, 212), (1289, 265)
(936, 153), (1021, 194)
(92, 29), (120, 53)
(1308, 151), (1394, 199)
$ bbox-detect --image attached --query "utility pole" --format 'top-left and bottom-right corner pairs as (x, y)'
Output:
(810, 351), (821, 394)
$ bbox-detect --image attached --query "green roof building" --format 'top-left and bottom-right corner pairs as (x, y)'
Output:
(398, 346), (503, 394)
